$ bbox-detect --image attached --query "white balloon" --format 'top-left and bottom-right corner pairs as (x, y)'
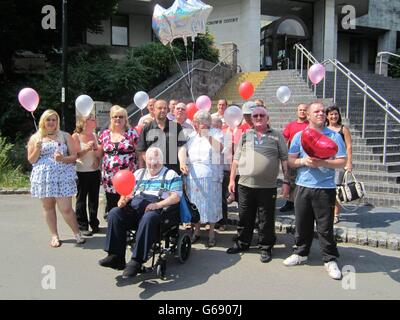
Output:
(224, 105), (243, 129)
(276, 86), (291, 103)
(133, 91), (149, 110)
(75, 95), (94, 117)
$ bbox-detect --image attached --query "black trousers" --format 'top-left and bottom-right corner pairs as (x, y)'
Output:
(76, 170), (101, 230)
(220, 171), (239, 225)
(105, 192), (120, 216)
(237, 185), (277, 252)
(104, 199), (161, 263)
(293, 186), (339, 262)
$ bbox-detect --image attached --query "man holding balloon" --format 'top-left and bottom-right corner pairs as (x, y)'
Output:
(283, 102), (346, 280)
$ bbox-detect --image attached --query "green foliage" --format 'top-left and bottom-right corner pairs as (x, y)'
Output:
(171, 31), (219, 64)
(0, 134), (30, 189)
(388, 50), (400, 78)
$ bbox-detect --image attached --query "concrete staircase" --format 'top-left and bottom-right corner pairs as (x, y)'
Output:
(213, 69), (400, 209)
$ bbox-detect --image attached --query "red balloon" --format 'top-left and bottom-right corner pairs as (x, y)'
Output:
(112, 170), (136, 196)
(238, 81), (254, 100)
(301, 128), (338, 159)
(186, 102), (198, 121)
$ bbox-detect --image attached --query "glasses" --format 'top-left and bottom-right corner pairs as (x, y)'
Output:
(112, 115), (125, 120)
(252, 114), (266, 118)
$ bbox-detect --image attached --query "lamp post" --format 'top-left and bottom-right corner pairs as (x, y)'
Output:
(61, 0), (68, 130)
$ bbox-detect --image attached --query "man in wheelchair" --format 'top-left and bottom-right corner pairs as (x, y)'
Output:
(99, 147), (182, 278)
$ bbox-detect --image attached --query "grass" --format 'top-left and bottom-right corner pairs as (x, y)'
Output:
(0, 135), (30, 189)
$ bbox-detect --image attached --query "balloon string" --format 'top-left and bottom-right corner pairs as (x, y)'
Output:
(191, 39), (195, 101)
(31, 112), (38, 131)
(168, 43), (191, 89)
(185, 43), (195, 102)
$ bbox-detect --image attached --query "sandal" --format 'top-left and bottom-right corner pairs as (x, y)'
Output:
(50, 236), (61, 248)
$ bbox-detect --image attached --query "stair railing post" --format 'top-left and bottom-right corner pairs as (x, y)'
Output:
(295, 46), (298, 73)
(307, 58), (310, 87)
(300, 51), (304, 79)
(383, 107), (388, 165)
(323, 72), (326, 99)
(379, 54), (383, 75)
(346, 75), (350, 119)
(362, 85), (367, 139)
(333, 66), (337, 104)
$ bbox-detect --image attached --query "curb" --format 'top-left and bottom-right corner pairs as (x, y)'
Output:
(226, 215), (400, 251)
(0, 188), (30, 195)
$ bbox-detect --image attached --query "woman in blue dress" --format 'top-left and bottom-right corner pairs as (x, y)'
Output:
(27, 109), (85, 247)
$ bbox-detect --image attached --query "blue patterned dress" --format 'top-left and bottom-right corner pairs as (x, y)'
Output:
(30, 139), (77, 198)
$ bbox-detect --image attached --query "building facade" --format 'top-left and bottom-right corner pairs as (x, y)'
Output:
(87, 0), (400, 73)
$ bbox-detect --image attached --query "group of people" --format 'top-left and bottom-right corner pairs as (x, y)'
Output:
(28, 95), (352, 280)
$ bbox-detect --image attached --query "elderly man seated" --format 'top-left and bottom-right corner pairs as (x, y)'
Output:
(99, 147), (182, 278)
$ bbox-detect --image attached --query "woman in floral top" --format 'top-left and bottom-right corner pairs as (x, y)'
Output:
(98, 105), (139, 217)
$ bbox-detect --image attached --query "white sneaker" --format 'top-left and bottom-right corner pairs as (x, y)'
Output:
(324, 261), (342, 280)
(283, 254), (308, 266)
(75, 233), (86, 245)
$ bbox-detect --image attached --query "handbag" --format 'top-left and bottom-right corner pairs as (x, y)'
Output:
(180, 175), (200, 223)
(336, 170), (366, 203)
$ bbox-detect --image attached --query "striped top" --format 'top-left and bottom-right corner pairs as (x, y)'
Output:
(133, 167), (182, 199)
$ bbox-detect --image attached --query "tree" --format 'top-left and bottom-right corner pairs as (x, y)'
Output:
(0, 0), (119, 79)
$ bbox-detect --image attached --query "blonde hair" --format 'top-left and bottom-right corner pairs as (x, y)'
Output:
(109, 105), (129, 131)
(29, 109), (63, 144)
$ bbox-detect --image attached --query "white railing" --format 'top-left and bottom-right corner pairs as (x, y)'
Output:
(377, 51), (400, 75)
(294, 43), (400, 165)
(128, 47), (239, 120)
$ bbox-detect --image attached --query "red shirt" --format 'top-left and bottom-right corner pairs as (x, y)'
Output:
(282, 120), (309, 144)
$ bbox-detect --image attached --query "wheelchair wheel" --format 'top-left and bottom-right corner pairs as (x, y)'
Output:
(176, 233), (191, 264)
(156, 260), (166, 280)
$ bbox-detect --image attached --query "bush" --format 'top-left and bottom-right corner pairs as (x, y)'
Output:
(388, 50), (400, 78)
(0, 134), (30, 188)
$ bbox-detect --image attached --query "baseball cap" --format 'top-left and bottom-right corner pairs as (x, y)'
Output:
(242, 101), (257, 115)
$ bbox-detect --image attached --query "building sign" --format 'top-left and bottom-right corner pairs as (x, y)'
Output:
(207, 17), (239, 25)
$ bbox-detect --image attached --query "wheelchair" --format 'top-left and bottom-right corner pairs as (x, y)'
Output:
(126, 204), (192, 280)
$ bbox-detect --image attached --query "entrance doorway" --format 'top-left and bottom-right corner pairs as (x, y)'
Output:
(260, 16), (309, 70)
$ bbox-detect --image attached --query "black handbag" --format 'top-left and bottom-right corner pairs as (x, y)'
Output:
(336, 170), (366, 203)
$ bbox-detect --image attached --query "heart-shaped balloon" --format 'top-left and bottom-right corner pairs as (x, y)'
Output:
(301, 128), (338, 159)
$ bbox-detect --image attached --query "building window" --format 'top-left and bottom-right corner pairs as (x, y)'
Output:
(111, 15), (128, 46)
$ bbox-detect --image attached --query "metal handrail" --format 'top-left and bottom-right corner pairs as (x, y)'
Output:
(128, 47), (239, 120)
(377, 51), (400, 75)
(294, 43), (400, 165)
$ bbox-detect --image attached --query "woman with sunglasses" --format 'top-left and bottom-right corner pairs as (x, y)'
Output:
(97, 105), (139, 218)
(72, 114), (101, 235)
(326, 105), (353, 223)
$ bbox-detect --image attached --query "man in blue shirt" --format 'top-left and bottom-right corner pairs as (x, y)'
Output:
(283, 102), (347, 280)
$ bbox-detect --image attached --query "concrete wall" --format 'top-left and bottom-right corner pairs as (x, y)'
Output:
(357, 0), (400, 31)
(129, 14), (152, 47)
(313, 0), (325, 61)
(337, 35), (350, 63)
(207, 0), (260, 72)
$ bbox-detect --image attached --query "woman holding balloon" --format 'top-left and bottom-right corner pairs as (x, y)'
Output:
(72, 115), (101, 235)
(27, 109), (85, 247)
(98, 105), (139, 218)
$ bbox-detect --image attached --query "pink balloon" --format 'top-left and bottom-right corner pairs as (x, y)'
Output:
(18, 88), (40, 112)
(308, 64), (326, 85)
(196, 95), (212, 111)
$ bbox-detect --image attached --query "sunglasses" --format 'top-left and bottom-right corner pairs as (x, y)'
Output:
(252, 114), (266, 118)
(112, 115), (125, 119)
